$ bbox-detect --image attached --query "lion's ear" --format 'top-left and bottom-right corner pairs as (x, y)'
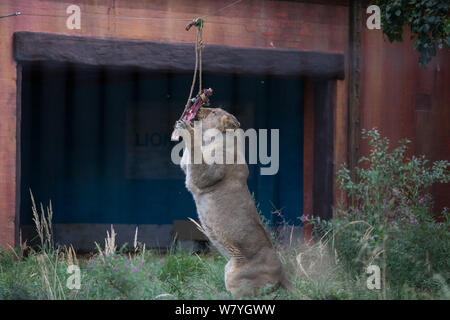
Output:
(221, 115), (240, 130)
(218, 115), (228, 131)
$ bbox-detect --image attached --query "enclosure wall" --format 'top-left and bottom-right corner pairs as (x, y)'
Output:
(0, 0), (448, 247)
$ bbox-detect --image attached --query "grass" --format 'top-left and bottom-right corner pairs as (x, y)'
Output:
(1, 223), (447, 300)
(2, 235), (446, 300)
(0, 188), (448, 300)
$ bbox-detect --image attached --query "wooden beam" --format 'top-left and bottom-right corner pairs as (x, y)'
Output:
(348, 0), (362, 201)
(303, 80), (314, 243)
(15, 64), (22, 246)
(14, 31), (345, 80)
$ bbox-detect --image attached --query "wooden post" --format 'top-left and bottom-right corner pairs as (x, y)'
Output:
(303, 80), (314, 244)
(313, 80), (335, 222)
(348, 0), (362, 204)
(15, 64), (22, 247)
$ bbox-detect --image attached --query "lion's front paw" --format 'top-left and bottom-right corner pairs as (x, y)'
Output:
(175, 119), (192, 131)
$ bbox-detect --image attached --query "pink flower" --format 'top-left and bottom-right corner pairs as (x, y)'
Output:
(301, 214), (311, 222)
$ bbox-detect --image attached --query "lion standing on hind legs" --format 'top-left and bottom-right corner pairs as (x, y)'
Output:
(173, 107), (295, 298)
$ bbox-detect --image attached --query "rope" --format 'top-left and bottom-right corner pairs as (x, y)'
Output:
(201, 0), (243, 19)
(5, 0), (244, 22)
(0, 11), (21, 19)
(18, 12), (192, 22)
(180, 0), (244, 117)
(180, 17), (204, 121)
(198, 27), (203, 94)
(185, 29), (200, 107)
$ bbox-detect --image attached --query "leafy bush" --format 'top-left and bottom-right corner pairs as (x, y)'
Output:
(377, 0), (450, 66)
(311, 128), (450, 297)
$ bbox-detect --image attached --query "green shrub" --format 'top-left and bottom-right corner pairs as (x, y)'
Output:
(377, 0), (450, 66)
(311, 128), (450, 297)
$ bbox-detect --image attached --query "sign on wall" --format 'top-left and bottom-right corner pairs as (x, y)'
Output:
(125, 103), (183, 180)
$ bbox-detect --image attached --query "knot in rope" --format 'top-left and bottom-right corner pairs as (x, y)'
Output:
(179, 17), (207, 122)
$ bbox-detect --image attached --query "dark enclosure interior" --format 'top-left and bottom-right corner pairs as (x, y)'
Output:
(20, 62), (304, 227)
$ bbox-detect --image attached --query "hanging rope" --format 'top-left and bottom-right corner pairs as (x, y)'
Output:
(9, 0), (243, 22)
(0, 11), (21, 19)
(177, 17), (213, 123)
(185, 18), (203, 108)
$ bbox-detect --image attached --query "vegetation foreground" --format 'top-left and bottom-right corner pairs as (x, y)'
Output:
(0, 129), (449, 300)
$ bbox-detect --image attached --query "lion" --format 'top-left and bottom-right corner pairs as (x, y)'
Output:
(173, 107), (294, 298)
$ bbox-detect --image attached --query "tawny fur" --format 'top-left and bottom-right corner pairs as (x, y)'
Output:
(175, 107), (294, 298)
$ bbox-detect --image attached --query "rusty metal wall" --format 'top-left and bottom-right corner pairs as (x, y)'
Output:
(361, 27), (450, 214)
